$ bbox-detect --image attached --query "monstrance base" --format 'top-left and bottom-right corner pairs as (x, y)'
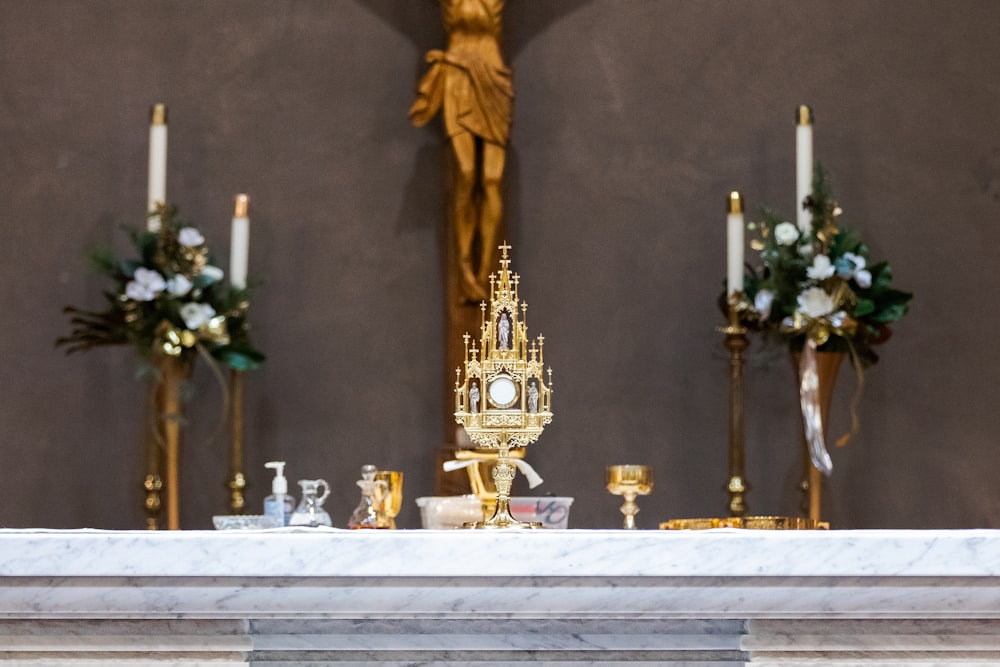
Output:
(462, 503), (543, 530)
(463, 520), (543, 530)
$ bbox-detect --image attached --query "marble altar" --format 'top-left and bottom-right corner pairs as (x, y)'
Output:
(1, 528), (999, 665)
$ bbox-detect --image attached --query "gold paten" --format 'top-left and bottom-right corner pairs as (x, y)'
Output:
(454, 244), (553, 529)
(661, 516), (829, 530)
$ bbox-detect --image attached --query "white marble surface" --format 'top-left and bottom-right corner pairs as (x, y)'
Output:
(2, 528), (1000, 578)
(1, 529), (999, 664)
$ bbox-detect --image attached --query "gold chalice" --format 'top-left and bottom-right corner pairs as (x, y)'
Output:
(374, 470), (404, 529)
(607, 464), (653, 529)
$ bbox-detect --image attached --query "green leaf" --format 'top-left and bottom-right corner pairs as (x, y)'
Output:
(867, 288), (912, 323)
(855, 298), (876, 317)
(120, 259), (143, 277)
(831, 228), (863, 257)
(873, 287), (913, 307)
(868, 261), (892, 289)
(870, 302), (910, 323)
(87, 248), (117, 275)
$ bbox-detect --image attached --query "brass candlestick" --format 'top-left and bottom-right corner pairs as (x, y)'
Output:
(226, 369), (247, 514)
(225, 193), (250, 515)
(661, 321), (831, 531)
(720, 298), (749, 517)
(155, 353), (191, 531)
(143, 473), (163, 530)
(453, 243), (554, 529)
(144, 376), (164, 530)
(607, 465), (653, 529)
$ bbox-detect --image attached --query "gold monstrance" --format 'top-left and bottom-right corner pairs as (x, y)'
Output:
(454, 243), (553, 529)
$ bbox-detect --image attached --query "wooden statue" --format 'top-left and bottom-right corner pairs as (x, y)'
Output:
(410, 0), (512, 303)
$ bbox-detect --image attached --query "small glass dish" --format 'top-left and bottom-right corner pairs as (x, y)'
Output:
(212, 514), (279, 530)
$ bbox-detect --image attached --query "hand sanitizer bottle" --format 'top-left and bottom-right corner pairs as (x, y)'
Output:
(264, 461), (294, 526)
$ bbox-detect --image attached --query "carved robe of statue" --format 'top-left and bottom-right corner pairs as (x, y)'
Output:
(410, 0), (513, 302)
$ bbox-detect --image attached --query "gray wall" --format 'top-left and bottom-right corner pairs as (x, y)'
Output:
(1, 1), (998, 530)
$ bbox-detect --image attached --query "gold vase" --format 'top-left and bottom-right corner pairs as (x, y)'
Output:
(147, 354), (192, 530)
(792, 350), (843, 523)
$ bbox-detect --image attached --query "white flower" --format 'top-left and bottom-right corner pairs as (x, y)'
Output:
(840, 252), (872, 288)
(798, 243), (814, 259)
(134, 267), (166, 291)
(200, 265), (224, 283)
(179, 302), (216, 330)
(167, 274), (193, 297)
(797, 287), (835, 318)
(806, 254), (835, 280)
(836, 252), (866, 278)
(178, 227), (205, 247)
(124, 267), (166, 301)
(842, 252), (866, 272)
(774, 222), (799, 246)
(125, 281), (155, 301)
(754, 289), (775, 319)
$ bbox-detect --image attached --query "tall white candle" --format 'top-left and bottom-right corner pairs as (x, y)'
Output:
(147, 104), (168, 232)
(727, 191), (745, 296)
(230, 194), (250, 290)
(795, 104), (813, 233)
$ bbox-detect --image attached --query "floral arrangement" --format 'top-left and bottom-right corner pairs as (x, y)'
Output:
(741, 164), (912, 367)
(58, 206), (264, 371)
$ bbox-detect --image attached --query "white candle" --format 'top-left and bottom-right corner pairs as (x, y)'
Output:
(795, 104), (813, 233)
(230, 194), (250, 290)
(147, 104), (168, 232)
(726, 191), (744, 296)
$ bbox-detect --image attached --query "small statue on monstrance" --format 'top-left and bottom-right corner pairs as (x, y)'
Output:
(409, 0), (512, 303)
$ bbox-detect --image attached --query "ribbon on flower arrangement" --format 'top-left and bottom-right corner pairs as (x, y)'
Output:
(442, 454), (544, 489)
(155, 317), (230, 357)
(781, 284), (865, 477)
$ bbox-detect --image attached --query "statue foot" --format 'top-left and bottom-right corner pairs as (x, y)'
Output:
(460, 265), (488, 303)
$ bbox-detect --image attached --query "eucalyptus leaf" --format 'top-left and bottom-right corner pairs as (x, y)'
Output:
(214, 347), (264, 371)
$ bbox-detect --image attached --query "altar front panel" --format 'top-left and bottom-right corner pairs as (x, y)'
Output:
(1, 529), (999, 665)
